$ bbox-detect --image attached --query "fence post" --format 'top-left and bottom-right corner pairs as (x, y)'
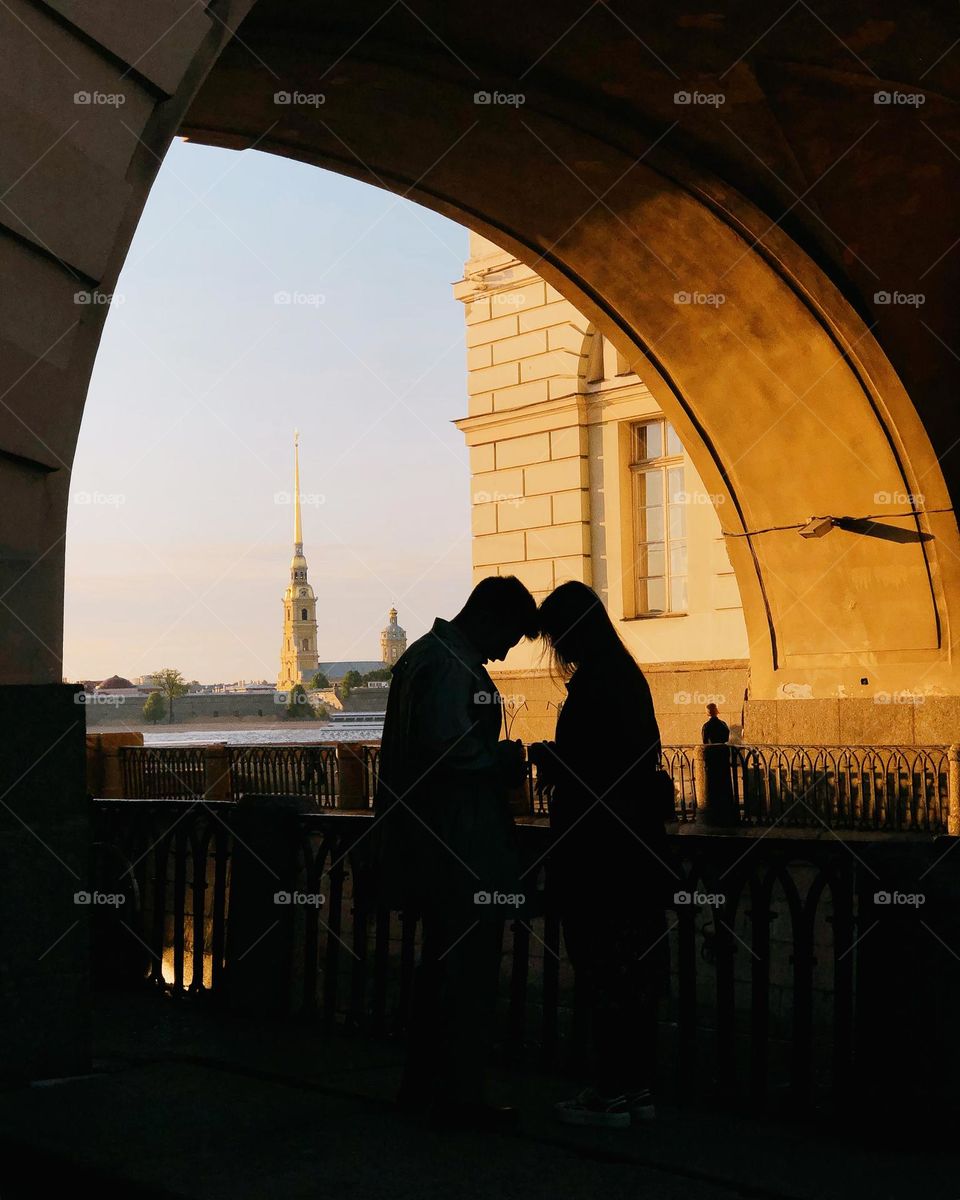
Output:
(693, 742), (708, 823)
(695, 741), (740, 829)
(949, 744), (960, 836)
(336, 742), (367, 809)
(224, 794), (310, 1016)
(87, 731), (143, 798)
(203, 743), (231, 801)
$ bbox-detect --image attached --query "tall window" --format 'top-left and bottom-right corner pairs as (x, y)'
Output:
(300, 608), (308, 620)
(630, 419), (687, 614)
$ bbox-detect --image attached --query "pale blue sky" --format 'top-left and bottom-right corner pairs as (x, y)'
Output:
(64, 139), (472, 683)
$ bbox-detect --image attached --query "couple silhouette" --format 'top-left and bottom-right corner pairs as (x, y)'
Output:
(371, 575), (673, 1132)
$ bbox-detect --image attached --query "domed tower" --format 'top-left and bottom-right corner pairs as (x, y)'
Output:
(380, 607), (407, 666)
(277, 432), (319, 690)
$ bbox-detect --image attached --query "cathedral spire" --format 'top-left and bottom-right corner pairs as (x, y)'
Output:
(278, 431), (319, 691)
(293, 429), (302, 550)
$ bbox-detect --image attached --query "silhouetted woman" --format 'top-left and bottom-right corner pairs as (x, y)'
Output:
(530, 581), (673, 1128)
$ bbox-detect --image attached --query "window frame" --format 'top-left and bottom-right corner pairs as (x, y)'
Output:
(628, 418), (688, 617)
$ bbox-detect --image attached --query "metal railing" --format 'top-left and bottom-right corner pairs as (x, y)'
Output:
(113, 741), (949, 832)
(361, 745), (380, 805)
(730, 743), (948, 833)
(119, 745), (206, 799)
(90, 799), (958, 1108)
(227, 745), (338, 806)
(92, 798), (233, 993)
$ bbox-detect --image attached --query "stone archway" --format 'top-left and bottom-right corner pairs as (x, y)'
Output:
(2, 0), (959, 1074)
(3, 1), (958, 723)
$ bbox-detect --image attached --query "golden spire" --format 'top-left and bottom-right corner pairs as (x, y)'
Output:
(293, 429), (302, 549)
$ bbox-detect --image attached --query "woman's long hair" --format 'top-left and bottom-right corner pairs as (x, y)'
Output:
(538, 581), (640, 680)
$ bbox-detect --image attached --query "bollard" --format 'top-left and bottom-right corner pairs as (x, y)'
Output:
(696, 740), (739, 830)
(949, 744), (960, 836)
(223, 794), (312, 1016)
(87, 731), (143, 798)
(336, 742), (368, 809)
(203, 743), (231, 802)
(693, 743), (708, 823)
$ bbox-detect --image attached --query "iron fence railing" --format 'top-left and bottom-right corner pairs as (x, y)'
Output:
(91, 798), (234, 993)
(113, 742), (949, 832)
(730, 743), (948, 833)
(89, 799), (958, 1109)
(362, 745), (381, 806)
(226, 745), (338, 807)
(119, 745), (206, 799)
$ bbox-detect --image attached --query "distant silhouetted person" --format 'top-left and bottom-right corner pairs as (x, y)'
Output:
(530, 581), (675, 1128)
(702, 701), (729, 745)
(702, 702), (737, 826)
(370, 575), (538, 1131)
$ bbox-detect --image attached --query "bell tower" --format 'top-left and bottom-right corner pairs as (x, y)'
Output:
(277, 431), (319, 690)
(380, 606), (407, 666)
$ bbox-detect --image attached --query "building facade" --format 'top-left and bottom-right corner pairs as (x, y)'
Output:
(277, 433), (319, 691)
(454, 233), (750, 744)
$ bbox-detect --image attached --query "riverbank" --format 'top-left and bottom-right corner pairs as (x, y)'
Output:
(91, 719), (384, 746)
(95, 716), (334, 735)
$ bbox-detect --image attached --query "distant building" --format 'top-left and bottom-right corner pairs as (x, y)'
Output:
(454, 232), (750, 744)
(97, 674), (136, 691)
(380, 607), (407, 666)
(277, 432), (319, 691)
(317, 660), (383, 682)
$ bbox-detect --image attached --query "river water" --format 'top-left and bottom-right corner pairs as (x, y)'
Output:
(143, 723), (383, 746)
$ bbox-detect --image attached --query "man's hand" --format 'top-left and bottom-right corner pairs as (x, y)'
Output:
(527, 740), (558, 782)
(495, 738), (527, 788)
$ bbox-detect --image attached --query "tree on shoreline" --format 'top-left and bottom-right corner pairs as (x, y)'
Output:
(286, 683), (315, 719)
(152, 668), (189, 724)
(143, 692), (166, 724)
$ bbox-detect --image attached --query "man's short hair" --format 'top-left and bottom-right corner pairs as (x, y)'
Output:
(462, 575), (538, 639)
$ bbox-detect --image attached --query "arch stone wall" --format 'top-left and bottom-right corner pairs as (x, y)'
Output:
(178, 11), (960, 730)
(1, 0), (958, 1075)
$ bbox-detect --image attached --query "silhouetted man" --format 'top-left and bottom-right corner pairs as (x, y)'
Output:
(702, 702), (737, 825)
(701, 701), (729, 745)
(370, 575), (538, 1128)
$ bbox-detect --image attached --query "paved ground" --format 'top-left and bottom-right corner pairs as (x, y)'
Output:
(0, 992), (950, 1200)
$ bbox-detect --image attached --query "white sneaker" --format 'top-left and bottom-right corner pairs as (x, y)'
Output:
(554, 1087), (631, 1129)
(627, 1088), (656, 1121)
